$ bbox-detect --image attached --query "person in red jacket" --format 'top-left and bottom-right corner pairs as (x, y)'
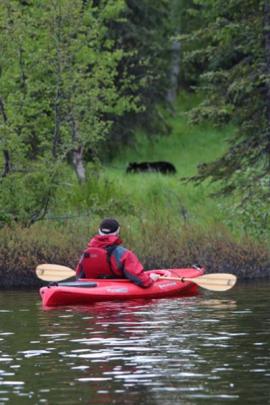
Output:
(75, 218), (159, 288)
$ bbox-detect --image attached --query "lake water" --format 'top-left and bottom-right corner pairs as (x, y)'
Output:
(0, 281), (269, 404)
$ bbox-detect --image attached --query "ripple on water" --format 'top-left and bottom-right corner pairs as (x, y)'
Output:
(18, 350), (52, 358)
(0, 358), (13, 363)
(0, 382), (24, 386)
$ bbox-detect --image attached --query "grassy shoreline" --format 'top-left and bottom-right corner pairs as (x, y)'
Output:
(0, 219), (270, 289)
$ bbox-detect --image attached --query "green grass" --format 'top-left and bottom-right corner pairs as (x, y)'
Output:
(49, 92), (243, 238)
(102, 92), (233, 228)
(52, 91), (265, 241)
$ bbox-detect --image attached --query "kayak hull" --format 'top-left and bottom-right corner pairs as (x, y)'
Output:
(39, 267), (204, 307)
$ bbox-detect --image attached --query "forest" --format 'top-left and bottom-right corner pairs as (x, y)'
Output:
(1, 0), (270, 285)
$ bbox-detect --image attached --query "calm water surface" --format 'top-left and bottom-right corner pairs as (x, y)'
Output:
(0, 281), (269, 404)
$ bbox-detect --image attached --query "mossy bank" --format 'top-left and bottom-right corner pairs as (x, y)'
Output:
(1, 220), (270, 289)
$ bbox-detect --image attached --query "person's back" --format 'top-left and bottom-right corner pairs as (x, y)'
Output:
(75, 218), (158, 288)
(76, 233), (124, 279)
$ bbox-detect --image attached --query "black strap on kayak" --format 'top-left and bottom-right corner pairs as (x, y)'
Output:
(49, 281), (97, 288)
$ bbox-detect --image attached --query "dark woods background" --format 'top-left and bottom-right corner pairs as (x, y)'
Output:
(0, 0), (269, 227)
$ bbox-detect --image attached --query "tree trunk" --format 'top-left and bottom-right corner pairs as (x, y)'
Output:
(72, 145), (86, 183)
(166, 40), (181, 105)
(0, 97), (11, 177)
(69, 114), (86, 183)
(2, 150), (11, 177)
(52, 84), (61, 158)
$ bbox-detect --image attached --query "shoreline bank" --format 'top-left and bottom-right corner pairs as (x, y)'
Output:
(1, 251), (270, 290)
(1, 222), (270, 289)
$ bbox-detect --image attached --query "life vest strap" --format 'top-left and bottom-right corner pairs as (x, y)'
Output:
(105, 244), (119, 277)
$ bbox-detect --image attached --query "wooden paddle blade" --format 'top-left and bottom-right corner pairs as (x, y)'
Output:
(36, 264), (76, 281)
(159, 273), (237, 291)
(184, 273), (237, 291)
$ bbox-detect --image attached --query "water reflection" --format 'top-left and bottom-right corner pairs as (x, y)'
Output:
(198, 299), (237, 309)
(0, 283), (269, 404)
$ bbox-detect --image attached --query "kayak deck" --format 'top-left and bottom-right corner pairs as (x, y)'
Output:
(39, 267), (204, 307)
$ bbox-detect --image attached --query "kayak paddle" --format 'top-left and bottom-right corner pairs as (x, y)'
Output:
(36, 263), (237, 291)
(159, 273), (237, 291)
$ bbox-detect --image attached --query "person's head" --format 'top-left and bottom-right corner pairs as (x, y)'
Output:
(98, 218), (120, 236)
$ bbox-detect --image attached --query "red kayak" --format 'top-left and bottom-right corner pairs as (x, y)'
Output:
(39, 267), (204, 307)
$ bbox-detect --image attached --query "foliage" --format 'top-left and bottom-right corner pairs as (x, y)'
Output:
(0, 161), (61, 227)
(0, 221), (86, 287)
(0, 0), (145, 224)
(178, 0), (270, 231)
(221, 170), (270, 239)
(180, 2), (270, 183)
(54, 168), (136, 217)
(100, 0), (173, 157)
(1, 90), (270, 284)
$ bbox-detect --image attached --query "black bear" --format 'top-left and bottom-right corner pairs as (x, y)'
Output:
(126, 161), (176, 174)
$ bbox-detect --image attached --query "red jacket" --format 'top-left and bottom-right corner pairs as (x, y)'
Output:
(75, 235), (153, 288)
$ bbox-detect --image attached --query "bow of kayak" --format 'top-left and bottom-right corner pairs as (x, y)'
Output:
(39, 267), (204, 307)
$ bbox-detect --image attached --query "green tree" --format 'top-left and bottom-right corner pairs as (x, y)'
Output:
(181, 0), (270, 205)
(0, 0), (141, 224)
(99, 0), (173, 157)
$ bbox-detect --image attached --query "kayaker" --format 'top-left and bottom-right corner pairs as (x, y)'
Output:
(75, 218), (159, 287)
